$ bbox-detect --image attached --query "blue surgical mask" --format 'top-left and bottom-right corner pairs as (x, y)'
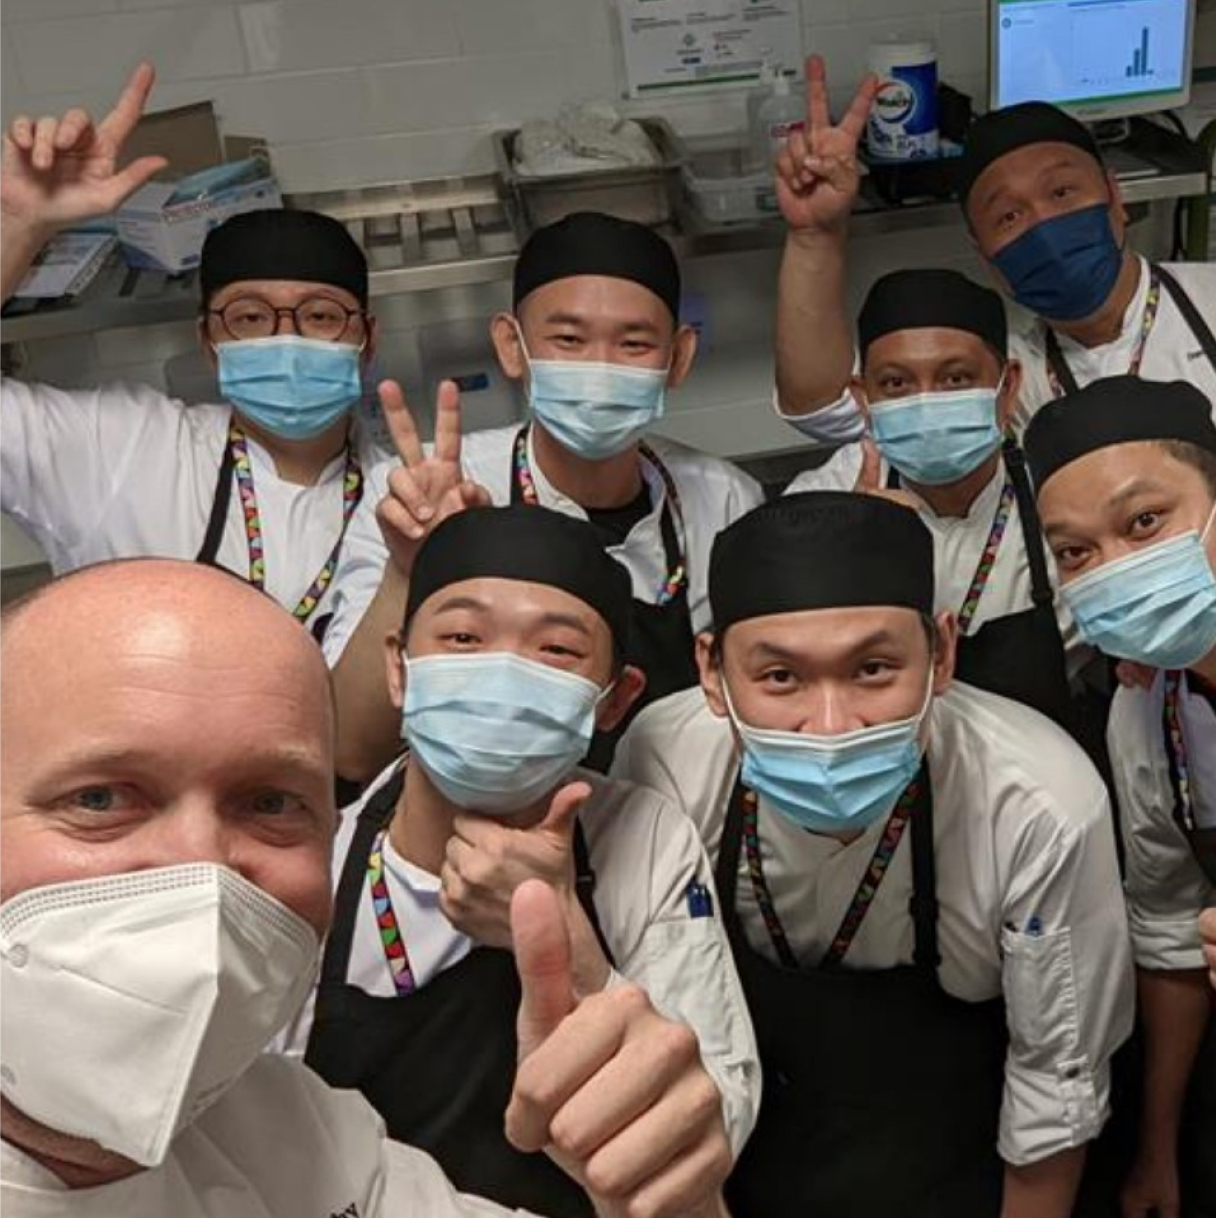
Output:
(217, 336), (362, 441)
(1060, 507), (1216, 670)
(723, 675), (933, 835)
(401, 651), (606, 815)
(991, 203), (1123, 323)
(518, 330), (668, 460)
(868, 384), (1005, 486)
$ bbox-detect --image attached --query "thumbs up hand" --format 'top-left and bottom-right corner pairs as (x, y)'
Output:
(851, 437), (920, 512)
(440, 782), (590, 953)
(1200, 909), (1216, 993)
(509, 880), (733, 1218)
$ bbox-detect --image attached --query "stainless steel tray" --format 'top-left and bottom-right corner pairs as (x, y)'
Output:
(494, 118), (684, 230)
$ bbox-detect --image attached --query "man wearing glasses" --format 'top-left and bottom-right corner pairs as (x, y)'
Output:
(1, 65), (378, 640)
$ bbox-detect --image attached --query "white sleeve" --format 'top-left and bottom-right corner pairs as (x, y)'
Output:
(0, 376), (166, 567)
(598, 790), (761, 1159)
(323, 456), (393, 666)
(772, 384), (866, 445)
(377, 1140), (542, 1217)
(783, 442), (865, 496)
(996, 791), (1134, 1166)
(1113, 767), (1213, 973)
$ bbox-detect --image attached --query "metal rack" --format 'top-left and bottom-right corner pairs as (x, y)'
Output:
(2, 158), (1208, 348)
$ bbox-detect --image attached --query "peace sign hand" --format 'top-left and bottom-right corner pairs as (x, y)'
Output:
(375, 378), (491, 577)
(1, 62), (168, 234)
(775, 55), (878, 235)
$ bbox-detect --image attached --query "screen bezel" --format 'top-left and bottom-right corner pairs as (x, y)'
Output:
(987, 0), (1196, 120)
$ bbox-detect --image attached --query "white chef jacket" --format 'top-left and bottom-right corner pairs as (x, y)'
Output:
(279, 759), (761, 1158)
(0, 1054), (536, 1218)
(785, 446), (1084, 672)
(613, 681), (1135, 1166)
(1108, 673), (1216, 972)
(779, 257), (1216, 444)
(322, 424), (764, 664)
(0, 377), (384, 619)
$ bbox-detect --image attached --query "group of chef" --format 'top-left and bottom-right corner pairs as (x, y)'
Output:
(1, 50), (1214, 1218)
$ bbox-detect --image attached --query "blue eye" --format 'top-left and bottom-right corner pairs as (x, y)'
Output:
(72, 786), (118, 812)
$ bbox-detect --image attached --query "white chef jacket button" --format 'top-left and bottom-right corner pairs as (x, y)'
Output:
(7, 945), (27, 968)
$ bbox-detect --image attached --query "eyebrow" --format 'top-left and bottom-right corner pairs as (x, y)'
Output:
(431, 595), (491, 616)
(37, 743), (327, 785)
(540, 311), (662, 337)
(1042, 478), (1169, 539)
(977, 156), (1080, 214)
(535, 612), (593, 637)
(747, 629), (905, 666)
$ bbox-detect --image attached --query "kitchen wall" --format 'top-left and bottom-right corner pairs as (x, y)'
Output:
(1, 0), (990, 193)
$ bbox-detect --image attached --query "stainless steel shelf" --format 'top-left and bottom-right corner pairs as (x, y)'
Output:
(2, 164), (1206, 347)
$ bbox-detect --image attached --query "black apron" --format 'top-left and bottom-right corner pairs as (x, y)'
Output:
(194, 428), (337, 644)
(304, 765), (607, 1217)
(716, 768), (1007, 1218)
(509, 428), (698, 769)
(1045, 263), (1216, 396)
(887, 439), (1072, 729)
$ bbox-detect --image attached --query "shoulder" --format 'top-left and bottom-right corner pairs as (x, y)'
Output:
(1160, 259), (1216, 297)
(459, 423), (517, 464)
(930, 683), (1109, 836)
(576, 766), (703, 862)
(784, 442), (865, 494)
(644, 435), (763, 510)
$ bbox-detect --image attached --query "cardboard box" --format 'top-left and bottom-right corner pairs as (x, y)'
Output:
(115, 102), (280, 274)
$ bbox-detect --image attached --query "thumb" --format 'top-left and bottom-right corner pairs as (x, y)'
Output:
(458, 479), (493, 511)
(854, 437), (882, 493)
(512, 879), (576, 1062)
(538, 780), (591, 840)
(97, 155), (168, 210)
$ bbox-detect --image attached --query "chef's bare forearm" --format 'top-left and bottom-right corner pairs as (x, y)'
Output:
(1135, 967), (1211, 1158)
(332, 564), (409, 783)
(1000, 1145), (1086, 1218)
(1, 213), (53, 305)
(774, 228), (853, 417)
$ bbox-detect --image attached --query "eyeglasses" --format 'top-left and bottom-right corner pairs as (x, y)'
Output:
(205, 295), (367, 343)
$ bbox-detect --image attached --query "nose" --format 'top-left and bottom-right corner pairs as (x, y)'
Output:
(799, 685), (863, 737)
(151, 799), (241, 872)
(272, 308), (301, 337)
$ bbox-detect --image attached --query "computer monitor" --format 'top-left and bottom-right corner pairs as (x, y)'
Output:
(990, 0), (1196, 121)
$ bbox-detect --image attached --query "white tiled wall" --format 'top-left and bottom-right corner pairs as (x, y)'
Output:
(1, 0), (991, 192)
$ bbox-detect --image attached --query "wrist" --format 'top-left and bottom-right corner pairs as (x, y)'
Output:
(787, 223), (848, 253)
(0, 209), (56, 251)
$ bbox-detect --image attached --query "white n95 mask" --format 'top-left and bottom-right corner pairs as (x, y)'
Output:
(0, 863), (319, 1167)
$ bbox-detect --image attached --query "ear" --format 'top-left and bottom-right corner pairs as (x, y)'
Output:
(931, 611), (957, 694)
(491, 312), (527, 381)
(850, 373), (872, 422)
(384, 631), (407, 712)
(997, 359), (1022, 431)
(361, 314), (380, 366)
(1106, 170), (1128, 236)
(198, 317), (219, 372)
(696, 631), (729, 719)
(594, 665), (647, 733)
(666, 323), (698, 389)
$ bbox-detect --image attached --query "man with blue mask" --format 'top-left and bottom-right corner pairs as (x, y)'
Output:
(772, 78), (1215, 448)
(1026, 375), (1216, 1218)
(280, 502), (759, 1217)
(1, 65), (380, 640)
(322, 211), (763, 783)
(614, 491), (1133, 1218)
(785, 267), (1081, 731)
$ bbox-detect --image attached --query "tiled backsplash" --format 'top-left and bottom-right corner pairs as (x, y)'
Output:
(1, 0), (990, 192)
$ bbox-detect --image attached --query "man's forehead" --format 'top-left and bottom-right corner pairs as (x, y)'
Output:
(1039, 442), (1189, 514)
(519, 275), (671, 325)
(972, 141), (1103, 207)
(207, 278), (361, 306)
(414, 576), (605, 630)
(726, 605), (923, 648)
(865, 327), (996, 367)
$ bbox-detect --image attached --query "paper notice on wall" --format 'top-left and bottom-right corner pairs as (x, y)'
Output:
(616, 0), (802, 96)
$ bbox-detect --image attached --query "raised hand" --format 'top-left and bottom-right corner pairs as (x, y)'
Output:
(508, 880), (732, 1218)
(440, 782), (591, 951)
(375, 378), (491, 577)
(1200, 908), (1216, 993)
(775, 54), (878, 235)
(852, 437), (920, 511)
(1, 62), (168, 233)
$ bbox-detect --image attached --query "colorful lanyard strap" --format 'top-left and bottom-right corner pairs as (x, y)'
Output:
(956, 478), (1017, 635)
(1163, 670), (1198, 833)
(228, 424), (363, 623)
(1046, 265), (1162, 399)
(367, 826), (417, 997)
(512, 427), (688, 605)
(740, 778), (921, 970)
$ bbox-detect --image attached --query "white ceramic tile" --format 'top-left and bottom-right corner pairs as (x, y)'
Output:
(461, 51), (590, 128)
(453, 0), (611, 57)
(221, 70), (372, 143)
(364, 58), (472, 133)
(9, 10), (246, 95)
(238, 0), (458, 74)
(2, 0), (117, 22)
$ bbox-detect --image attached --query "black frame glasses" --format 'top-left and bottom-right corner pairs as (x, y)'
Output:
(205, 294), (368, 343)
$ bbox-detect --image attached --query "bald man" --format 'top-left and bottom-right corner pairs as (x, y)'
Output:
(0, 560), (730, 1218)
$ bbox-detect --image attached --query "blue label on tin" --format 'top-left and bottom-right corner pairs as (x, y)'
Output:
(868, 60), (939, 160)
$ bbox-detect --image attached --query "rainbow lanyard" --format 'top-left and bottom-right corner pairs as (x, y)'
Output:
(1046, 267), (1162, 400)
(228, 424), (363, 623)
(956, 479), (1017, 635)
(1163, 670), (1204, 833)
(741, 778), (921, 970)
(367, 826), (417, 997)
(512, 427), (688, 605)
